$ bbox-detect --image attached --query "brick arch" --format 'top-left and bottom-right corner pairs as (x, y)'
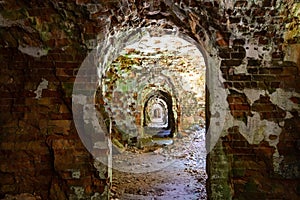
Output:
(2, 1), (300, 199)
(143, 89), (176, 137)
(93, 23), (229, 198)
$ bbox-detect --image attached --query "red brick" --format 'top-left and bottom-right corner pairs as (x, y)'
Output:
(234, 1), (248, 7)
(50, 113), (72, 120)
(258, 37), (269, 45)
(21, 90), (36, 97)
(41, 89), (60, 98)
(282, 66), (298, 75)
(221, 59), (243, 67)
(290, 97), (300, 104)
(233, 82), (245, 90)
(0, 98), (13, 105)
(0, 92), (12, 98)
(232, 111), (247, 118)
(229, 75), (252, 81)
(231, 52), (246, 59)
(76, 0), (92, 5)
(234, 104), (250, 111)
(252, 75), (277, 81)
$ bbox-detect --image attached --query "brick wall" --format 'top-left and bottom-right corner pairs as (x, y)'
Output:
(0, 0), (300, 199)
(0, 46), (107, 199)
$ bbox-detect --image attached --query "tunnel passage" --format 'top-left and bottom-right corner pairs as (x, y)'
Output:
(99, 33), (206, 148)
(1, 1), (300, 199)
(143, 90), (176, 138)
(144, 96), (168, 128)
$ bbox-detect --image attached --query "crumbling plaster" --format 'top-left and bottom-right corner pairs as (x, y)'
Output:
(101, 34), (206, 140)
(73, 4), (300, 195)
(1, 0), (300, 198)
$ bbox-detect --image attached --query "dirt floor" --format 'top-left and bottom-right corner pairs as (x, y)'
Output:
(110, 125), (207, 200)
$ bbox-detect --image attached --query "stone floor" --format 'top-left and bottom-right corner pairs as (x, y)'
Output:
(111, 126), (207, 200)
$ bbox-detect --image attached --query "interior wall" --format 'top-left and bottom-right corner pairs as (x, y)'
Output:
(0, 0), (300, 199)
(100, 38), (205, 142)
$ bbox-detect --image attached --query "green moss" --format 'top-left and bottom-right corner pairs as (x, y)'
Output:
(137, 137), (153, 148)
(267, 87), (276, 94)
(244, 179), (258, 192)
(210, 181), (232, 200)
(232, 168), (245, 177)
(62, 82), (73, 97)
(28, 16), (52, 42)
(40, 31), (52, 42)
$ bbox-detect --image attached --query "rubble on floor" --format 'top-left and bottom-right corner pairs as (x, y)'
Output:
(111, 126), (207, 199)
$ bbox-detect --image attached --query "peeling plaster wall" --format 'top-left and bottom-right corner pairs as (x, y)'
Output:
(100, 36), (206, 141)
(0, 0), (300, 199)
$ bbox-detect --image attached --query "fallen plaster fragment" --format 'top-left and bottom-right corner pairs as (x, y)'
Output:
(0, 13), (14, 27)
(34, 78), (48, 99)
(18, 45), (48, 58)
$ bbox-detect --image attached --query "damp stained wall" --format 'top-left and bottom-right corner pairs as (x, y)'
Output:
(0, 0), (300, 199)
(100, 35), (206, 141)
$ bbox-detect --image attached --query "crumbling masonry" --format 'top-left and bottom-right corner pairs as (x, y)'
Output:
(0, 0), (300, 199)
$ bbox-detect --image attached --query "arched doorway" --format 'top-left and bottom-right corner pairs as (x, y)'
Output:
(71, 6), (228, 199)
(143, 90), (175, 138)
(95, 32), (208, 198)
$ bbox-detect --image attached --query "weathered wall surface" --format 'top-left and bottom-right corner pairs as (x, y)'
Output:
(101, 37), (206, 141)
(0, 0), (300, 199)
(0, 1), (109, 199)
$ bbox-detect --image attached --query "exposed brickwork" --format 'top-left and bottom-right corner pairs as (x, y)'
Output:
(0, 46), (106, 199)
(227, 89), (251, 124)
(252, 95), (286, 121)
(222, 127), (299, 199)
(277, 111), (300, 179)
(0, 0), (300, 199)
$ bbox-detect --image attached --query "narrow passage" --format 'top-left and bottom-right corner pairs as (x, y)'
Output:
(111, 125), (207, 200)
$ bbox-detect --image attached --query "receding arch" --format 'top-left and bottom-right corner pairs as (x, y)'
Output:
(143, 90), (176, 137)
